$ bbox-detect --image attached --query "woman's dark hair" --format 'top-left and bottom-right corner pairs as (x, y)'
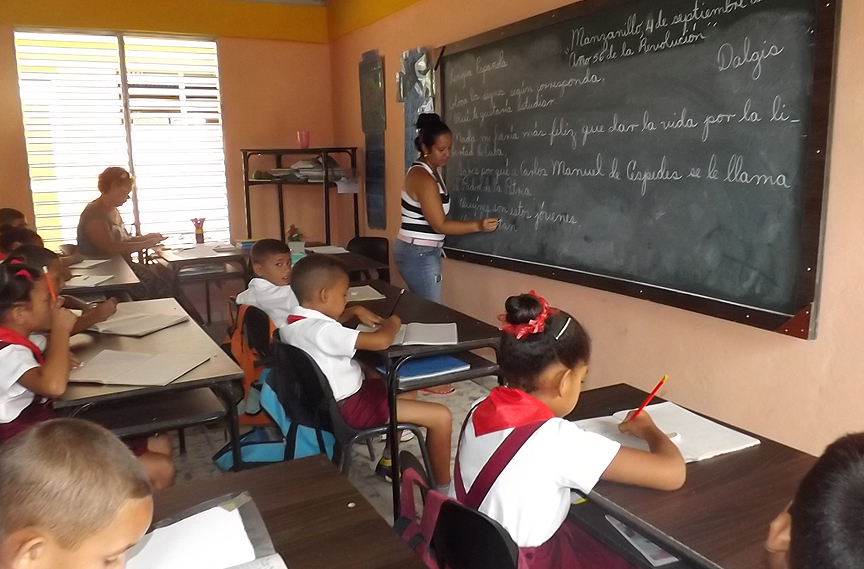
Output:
(0, 262), (42, 321)
(414, 113), (451, 155)
(97, 167), (132, 194)
(788, 432), (864, 569)
(499, 294), (591, 393)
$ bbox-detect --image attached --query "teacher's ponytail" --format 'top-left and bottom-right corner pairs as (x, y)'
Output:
(414, 113), (451, 155)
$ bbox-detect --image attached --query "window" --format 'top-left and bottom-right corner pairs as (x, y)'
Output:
(15, 32), (229, 248)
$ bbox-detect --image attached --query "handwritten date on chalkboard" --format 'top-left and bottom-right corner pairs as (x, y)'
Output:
(442, 0), (827, 320)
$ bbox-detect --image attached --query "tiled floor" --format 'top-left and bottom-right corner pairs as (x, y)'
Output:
(172, 375), (497, 524)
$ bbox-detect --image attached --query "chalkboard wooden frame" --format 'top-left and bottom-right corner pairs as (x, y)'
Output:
(439, 0), (839, 339)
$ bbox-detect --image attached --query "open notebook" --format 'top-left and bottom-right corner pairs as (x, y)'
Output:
(346, 285), (386, 302)
(70, 350), (210, 386)
(89, 303), (189, 337)
(573, 401), (760, 463)
(358, 322), (458, 346)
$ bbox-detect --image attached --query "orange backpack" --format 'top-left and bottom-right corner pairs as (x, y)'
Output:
(225, 303), (276, 426)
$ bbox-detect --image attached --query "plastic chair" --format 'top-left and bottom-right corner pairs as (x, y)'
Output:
(270, 334), (434, 480)
(346, 236), (390, 282)
(432, 500), (521, 569)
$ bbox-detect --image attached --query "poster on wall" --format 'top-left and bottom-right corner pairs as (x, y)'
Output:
(359, 50), (387, 229)
(397, 48), (434, 173)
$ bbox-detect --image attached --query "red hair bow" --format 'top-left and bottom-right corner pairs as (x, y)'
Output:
(499, 290), (558, 340)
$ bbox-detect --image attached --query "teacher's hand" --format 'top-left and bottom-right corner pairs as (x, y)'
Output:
(477, 218), (500, 232)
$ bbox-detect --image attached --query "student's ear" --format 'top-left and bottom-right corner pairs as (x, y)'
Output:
(766, 511), (791, 569)
(318, 286), (330, 304)
(555, 367), (572, 398)
(251, 263), (264, 278)
(3, 529), (49, 569)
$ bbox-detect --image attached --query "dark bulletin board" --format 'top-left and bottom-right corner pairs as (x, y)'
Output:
(440, 0), (839, 338)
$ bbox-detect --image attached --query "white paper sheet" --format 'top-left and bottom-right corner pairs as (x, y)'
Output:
(231, 555), (288, 569)
(573, 401), (760, 463)
(336, 178), (359, 194)
(65, 274), (112, 287)
(126, 507), (256, 569)
(69, 349), (210, 386)
(356, 322), (458, 346)
(346, 285), (386, 302)
(169, 244), (218, 259)
(307, 245), (349, 254)
(67, 259), (110, 269)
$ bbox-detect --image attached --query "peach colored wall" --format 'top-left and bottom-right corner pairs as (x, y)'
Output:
(331, 0), (863, 456)
(0, 26), (34, 221)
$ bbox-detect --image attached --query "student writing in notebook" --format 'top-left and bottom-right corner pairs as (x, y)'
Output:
(765, 432), (864, 569)
(237, 238), (381, 327)
(0, 262), (175, 489)
(280, 255), (454, 486)
(7, 246), (117, 334)
(452, 292), (685, 569)
(0, 419), (154, 569)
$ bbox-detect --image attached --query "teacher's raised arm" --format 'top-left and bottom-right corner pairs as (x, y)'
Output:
(393, 113), (498, 395)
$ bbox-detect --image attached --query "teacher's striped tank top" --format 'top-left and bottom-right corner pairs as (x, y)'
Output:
(398, 160), (450, 242)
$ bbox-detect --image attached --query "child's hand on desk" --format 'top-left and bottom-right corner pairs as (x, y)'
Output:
(67, 351), (82, 371)
(352, 306), (383, 327)
(618, 410), (659, 440)
(91, 298), (118, 322)
(381, 315), (402, 332)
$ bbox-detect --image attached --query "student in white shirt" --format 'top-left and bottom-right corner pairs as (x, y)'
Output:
(237, 239), (380, 328)
(453, 292), (685, 569)
(280, 254), (453, 488)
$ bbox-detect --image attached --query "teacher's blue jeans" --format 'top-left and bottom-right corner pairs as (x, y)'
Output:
(393, 239), (443, 303)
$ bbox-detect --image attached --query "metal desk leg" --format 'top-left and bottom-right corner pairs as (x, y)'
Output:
(388, 366), (401, 521)
(212, 383), (242, 471)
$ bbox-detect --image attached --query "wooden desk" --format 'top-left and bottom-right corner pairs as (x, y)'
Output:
(567, 384), (816, 569)
(64, 255), (140, 296)
(55, 298), (245, 468)
(152, 456), (426, 569)
(326, 250), (390, 283)
(354, 280), (501, 518)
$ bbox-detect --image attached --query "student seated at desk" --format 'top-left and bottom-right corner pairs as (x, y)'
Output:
(0, 228), (42, 262)
(238, 238), (381, 328)
(0, 262), (175, 489)
(0, 418), (153, 569)
(452, 292), (685, 569)
(7, 245), (118, 335)
(0, 209), (26, 230)
(280, 254), (453, 488)
(765, 432), (864, 569)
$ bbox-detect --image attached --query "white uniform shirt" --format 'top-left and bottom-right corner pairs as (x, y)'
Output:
(0, 334), (48, 423)
(452, 413), (621, 547)
(236, 278), (299, 327)
(279, 306), (362, 401)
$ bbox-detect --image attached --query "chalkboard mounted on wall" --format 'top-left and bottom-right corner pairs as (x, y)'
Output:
(440, 0), (838, 339)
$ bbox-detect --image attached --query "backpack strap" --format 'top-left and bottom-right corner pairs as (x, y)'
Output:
(455, 408), (547, 511)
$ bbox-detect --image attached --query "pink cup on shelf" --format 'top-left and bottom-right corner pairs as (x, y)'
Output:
(297, 130), (310, 149)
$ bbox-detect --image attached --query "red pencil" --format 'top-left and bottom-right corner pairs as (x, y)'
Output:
(42, 266), (57, 302)
(625, 375), (668, 422)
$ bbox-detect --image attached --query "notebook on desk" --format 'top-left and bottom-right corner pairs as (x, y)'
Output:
(376, 355), (470, 380)
(90, 313), (188, 337)
(67, 259), (110, 269)
(573, 401), (760, 463)
(69, 350), (210, 386)
(66, 274), (112, 288)
(346, 285), (386, 302)
(358, 322), (458, 346)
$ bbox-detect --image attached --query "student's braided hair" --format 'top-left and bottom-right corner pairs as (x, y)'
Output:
(0, 261), (41, 321)
(499, 292), (590, 393)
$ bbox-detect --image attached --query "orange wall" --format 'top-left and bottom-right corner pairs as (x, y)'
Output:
(331, 0), (863, 456)
(0, 26), (34, 221)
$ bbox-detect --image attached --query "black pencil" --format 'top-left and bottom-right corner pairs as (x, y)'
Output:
(389, 288), (405, 317)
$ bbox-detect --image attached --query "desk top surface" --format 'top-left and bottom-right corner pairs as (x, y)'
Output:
(353, 280), (500, 358)
(151, 456), (426, 569)
(56, 298), (242, 406)
(155, 245), (246, 265)
(65, 255), (140, 293)
(568, 384), (816, 569)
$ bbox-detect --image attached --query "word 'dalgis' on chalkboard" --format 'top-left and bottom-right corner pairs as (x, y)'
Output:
(441, 0), (837, 338)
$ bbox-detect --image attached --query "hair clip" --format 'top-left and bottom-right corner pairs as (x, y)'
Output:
(555, 317), (572, 341)
(499, 290), (559, 340)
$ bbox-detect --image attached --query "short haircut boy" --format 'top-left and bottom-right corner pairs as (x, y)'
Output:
(250, 238), (290, 266)
(788, 432), (864, 569)
(0, 228), (42, 254)
(5, 245), (59, 270)
(0, 419), (151, 548)
(290, 254), (347, 303)
(0, 209), (25, 229)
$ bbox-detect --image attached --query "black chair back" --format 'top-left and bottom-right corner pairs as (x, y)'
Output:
(432, 500), (520, 569)
(347, 237), (389, 265)
(242, 304), (273, 360)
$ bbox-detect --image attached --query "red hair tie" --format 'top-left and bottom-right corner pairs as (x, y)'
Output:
(498, 290), (558, 340)
(14, 270), (32, 281)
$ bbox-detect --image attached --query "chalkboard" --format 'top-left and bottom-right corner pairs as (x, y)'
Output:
(440, 0), (837, 337)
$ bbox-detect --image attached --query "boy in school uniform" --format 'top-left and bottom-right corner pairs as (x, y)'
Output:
(0, 229), (42, 262)
(237, 238), (380, 328)
(0, 418), (153, 569)
(280, 254), (454, 487)
(0, 209), (27, 230)
(765, 432), (864, 569)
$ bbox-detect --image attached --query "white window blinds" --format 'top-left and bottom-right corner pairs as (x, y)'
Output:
(15, 32), (229, 248)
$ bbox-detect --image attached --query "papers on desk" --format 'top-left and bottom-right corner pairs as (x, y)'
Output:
(347, 285), (386, 302)
(67, 258), (110, 269)
(70, 350), (209, 386)
(126, 506), (256, 569)
(357, 322), (458, 346)
(65, 274), (112, 288)
(88, 301), (189, 337)
(605, 515), (678, 567)
(231, 555), (288, 569)
(573, 402), (760, 463)
(170, 244), (218, 258)
(377, 355), (470, 381)
(307, 245), (349, 254)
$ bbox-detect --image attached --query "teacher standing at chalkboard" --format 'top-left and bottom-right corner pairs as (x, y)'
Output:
(394, 113), (499, 302)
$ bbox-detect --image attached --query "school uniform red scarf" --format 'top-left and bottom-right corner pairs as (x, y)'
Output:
(0, 327), (44, 364)
(472, 386), (556, 436)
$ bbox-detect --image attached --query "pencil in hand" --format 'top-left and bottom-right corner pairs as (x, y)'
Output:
(623, 375), (668, 423)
